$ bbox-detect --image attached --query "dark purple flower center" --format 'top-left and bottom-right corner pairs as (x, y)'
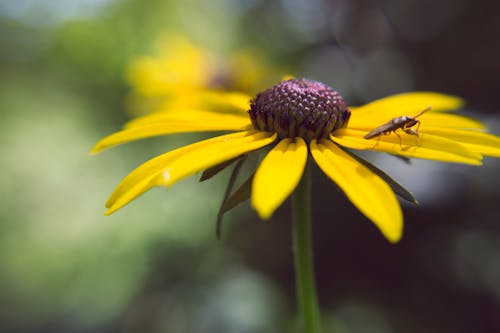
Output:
(248, 78), (351, 141)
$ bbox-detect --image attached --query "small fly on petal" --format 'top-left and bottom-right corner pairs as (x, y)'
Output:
(363, 106), (432, 145)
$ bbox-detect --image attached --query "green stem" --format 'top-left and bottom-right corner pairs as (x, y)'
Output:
(292, 162), (322, 333)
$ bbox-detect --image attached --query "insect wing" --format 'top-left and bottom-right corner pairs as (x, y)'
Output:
(364, 121), (395, 139)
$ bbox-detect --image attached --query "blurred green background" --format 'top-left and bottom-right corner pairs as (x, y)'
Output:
(1, 0), (500, 332)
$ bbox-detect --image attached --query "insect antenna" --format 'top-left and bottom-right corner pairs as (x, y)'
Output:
(414, 105), (432, 119)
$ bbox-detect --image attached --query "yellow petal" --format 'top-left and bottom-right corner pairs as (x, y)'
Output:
(353, 92), (464, 114)
(193, 91), (252, 112)
(281, 74), (296, 81)
(332, 129), (482, 165)
(158, 132), (276, 187)
(106, 131), (254, 210)
(417, 113), (485, 130)
(127, 91), (250, 119)
(349, 111), (486, 131)
(91, 114), (252, 154)
(252, 138), (308, 219)
(310, 139), (402, 242)
(422, 127), (500, 157)
(143, 91), (252, 113)
(105, 131), (276, 215)
(124, 109), (250, 129)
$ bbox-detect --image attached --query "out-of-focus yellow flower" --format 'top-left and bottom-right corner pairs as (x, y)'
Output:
(92, 78), (500, 243)
(127, 34), (283, 115)
(128, 34), (216, 96)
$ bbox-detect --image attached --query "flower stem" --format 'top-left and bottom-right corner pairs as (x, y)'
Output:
(292, 162), (322, 333)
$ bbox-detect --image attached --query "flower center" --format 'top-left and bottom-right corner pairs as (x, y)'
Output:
(248, 78), (351, 141)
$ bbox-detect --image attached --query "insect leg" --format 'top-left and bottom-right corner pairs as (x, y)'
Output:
(415, 120), (421, 145)
(370, 135), (382, 148)
(395, 131), (402, 148)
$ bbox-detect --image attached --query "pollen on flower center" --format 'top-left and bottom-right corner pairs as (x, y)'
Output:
(248, 78), (351, 141)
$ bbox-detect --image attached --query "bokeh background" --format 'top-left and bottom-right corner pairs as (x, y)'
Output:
(1, 0), (500, 332)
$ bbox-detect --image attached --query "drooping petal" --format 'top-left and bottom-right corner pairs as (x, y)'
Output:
(348, 111), (486, 131)
(105, 131), (276, 215)
(252, 138), (308, 219)
(332, 129), (483, 165)
(91, 113), (252, 153)
(158, 133), (276, 188)
(343, 149), (418, 204)
(310, 139), (402, 243)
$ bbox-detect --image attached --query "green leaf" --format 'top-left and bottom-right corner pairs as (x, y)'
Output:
(215, 157), (247, 239)
(389, 153), (412, 164)
(216, 172), (253, 239)
(199, 155), (244, 182)
(220, 173), (253, 215)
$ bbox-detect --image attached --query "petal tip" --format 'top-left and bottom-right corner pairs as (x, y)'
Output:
(377, 212), (403, 244)
(251, 194), (275, 220)
(252, 201), (274, 220)
(104, 209), (114, 216)
(385, 229), (403, 243)
(89, 146), (101, 155)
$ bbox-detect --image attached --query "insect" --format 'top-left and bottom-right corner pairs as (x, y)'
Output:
(363, 106), (432, 145)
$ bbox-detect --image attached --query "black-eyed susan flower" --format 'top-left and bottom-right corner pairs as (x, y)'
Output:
(92, 78), (500, 243)
(127, 33), (283, 115)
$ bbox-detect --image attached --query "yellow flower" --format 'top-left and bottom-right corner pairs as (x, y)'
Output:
(128, 34), (218, 97)
(127, 34), (283, 115)
(92, 78), (500, 243)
